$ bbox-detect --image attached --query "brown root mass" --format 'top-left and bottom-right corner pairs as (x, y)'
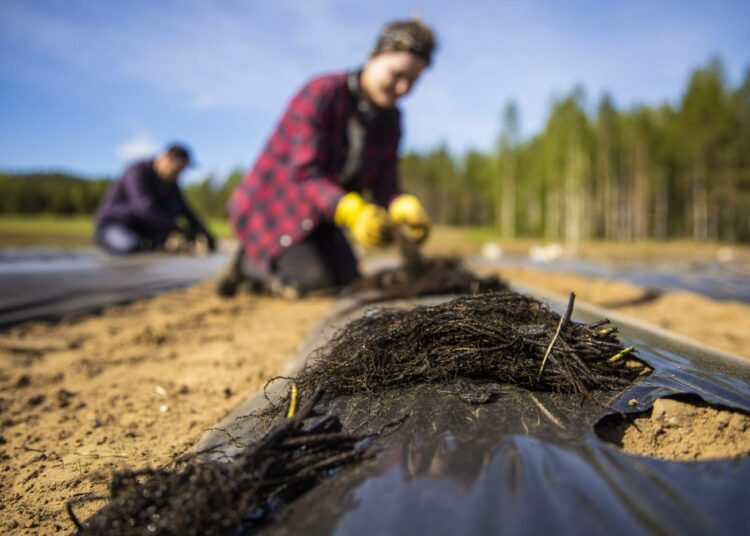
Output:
(346, 256), (507, 301)
(346, 234), (507, 301)
(75, 390), (369, 535)
(296, 291), (638, 400)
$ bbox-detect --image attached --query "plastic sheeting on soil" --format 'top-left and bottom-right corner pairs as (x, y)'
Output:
(197, 292), (750, 536)
(469, 255), (750, 304)
(0, 250), (226, 327)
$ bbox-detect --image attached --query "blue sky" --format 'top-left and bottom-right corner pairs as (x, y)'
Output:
(1, 0), (748, 181)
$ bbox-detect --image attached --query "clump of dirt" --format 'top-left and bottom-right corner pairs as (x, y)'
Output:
(75, 390), (370, 535)
(292, 291), (641, 404)
(596, 396), (750, 460)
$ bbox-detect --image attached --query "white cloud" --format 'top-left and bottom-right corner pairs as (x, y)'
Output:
(116, 132), (158, 161)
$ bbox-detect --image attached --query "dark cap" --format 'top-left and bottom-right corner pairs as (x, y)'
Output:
(164, 143), (195, 167)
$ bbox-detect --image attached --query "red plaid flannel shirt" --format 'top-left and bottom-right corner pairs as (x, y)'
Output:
(230, 71), (402, 265)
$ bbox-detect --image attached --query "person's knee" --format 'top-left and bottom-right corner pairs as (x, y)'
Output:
(279, 260), (334, 294)
(275, 248), (335, 295)
(96, 224), (141, 254)
(294, 262), (335, 294)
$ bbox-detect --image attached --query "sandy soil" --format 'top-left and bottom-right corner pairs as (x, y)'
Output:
(598, 396), (750, 460)
(0, 284), (331, 533)
(1, 265), (750, 533)
(489, 266), (750, 360)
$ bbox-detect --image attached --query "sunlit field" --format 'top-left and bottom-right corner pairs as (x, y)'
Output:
(0, 215), (232, 247)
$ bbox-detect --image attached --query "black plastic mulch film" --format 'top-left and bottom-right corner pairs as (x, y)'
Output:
(188, 291), (750, 536)
(0, 252), (226, 327)
(75, 288), (750, 535)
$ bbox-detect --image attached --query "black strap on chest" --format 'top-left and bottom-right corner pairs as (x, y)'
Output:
(336, 71), (377, 189)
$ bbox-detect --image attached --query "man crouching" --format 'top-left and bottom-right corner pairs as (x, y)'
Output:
(94, 144), (216, 255)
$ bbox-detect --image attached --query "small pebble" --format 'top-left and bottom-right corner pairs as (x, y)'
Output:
(27, 395), (46, 407)
(15, 375), (31, 388)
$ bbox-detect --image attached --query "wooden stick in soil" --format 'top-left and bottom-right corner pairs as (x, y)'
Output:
(537, 292), (576, 382)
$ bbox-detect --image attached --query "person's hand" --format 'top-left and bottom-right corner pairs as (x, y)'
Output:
(335, 192), (391, 247)
(193, 232), (217, 255)
(165, 231), (190, 253)
(389, 194), (430, 243)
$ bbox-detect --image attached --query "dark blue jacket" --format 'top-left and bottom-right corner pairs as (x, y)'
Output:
(95, 159), (209, 239)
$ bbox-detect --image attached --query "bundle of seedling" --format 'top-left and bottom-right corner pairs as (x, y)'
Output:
(293, 291), (638, 402)
(345, 255), (507, 300)
(344, 231), (507, 301)
(71, 390), (371, 535)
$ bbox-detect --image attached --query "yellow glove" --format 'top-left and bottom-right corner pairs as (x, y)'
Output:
(389, 194), (430, 243)
(334, 192), (391, 247)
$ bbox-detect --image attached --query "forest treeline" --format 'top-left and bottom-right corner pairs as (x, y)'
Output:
(401, 58), (750, 242)
(2, 58), (749, 242)
(0, 170), (242, 219)
(0, 173), (111, 215)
